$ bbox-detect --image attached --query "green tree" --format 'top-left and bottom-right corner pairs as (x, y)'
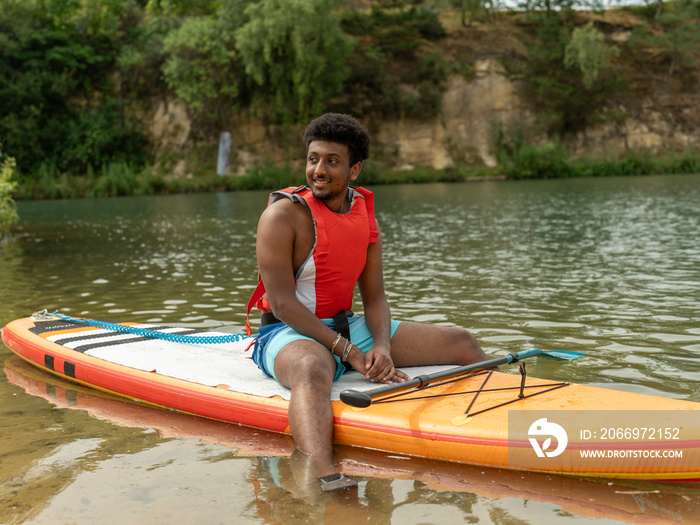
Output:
(336, 1), (448, 118)
(516, 7), (581, 134)
(162, 16), (241, 131)
(565, 21), (620, 89)
(0, 143), (19, 240)
(446, 0), (494, 27)
(630, 0), (700, 76)
(145, 0), (221, 17)
(517, 0), (602, 10)
(0, 0), (149, 175)
(503, 0), (620, 136)
(118, 4), (177, 103)
(234, 0), (355, 123)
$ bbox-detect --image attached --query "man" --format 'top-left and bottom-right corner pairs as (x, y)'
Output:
(248, 113), (489, 492)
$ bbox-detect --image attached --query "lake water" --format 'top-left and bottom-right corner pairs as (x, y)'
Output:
(2, 174), (700, 524)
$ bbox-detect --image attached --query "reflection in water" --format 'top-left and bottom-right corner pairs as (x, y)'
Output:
(2, 175), (700, 523)
(4, 356), (699, 525)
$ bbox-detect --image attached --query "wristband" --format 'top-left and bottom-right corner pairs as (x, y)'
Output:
(341, 341), (354, 363)
(330, 333), (342, 354)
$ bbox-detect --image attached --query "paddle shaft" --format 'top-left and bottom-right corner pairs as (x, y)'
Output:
(339, 352), (524, 408)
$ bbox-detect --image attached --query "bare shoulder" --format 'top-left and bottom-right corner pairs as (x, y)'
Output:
(259, 197), (309, 228)
(258, 197), (313, 252)
(257, 197), (315, 272)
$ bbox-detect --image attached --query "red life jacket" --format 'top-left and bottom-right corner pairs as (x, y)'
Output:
(245, 186), (378, 335)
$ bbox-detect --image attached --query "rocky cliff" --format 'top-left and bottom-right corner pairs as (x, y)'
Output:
(148, 11), (700, 177)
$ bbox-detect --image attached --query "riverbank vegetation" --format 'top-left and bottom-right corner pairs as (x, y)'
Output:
(1, 0), (699, 202)
(10, 146), (700, 200)
(0, 143), (19, 239)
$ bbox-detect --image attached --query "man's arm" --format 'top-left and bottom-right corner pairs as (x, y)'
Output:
(352, 226), (409, 383)
(256, 200), (339, 351)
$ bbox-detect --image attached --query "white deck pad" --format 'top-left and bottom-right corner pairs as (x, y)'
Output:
(47, 326), (452, 401)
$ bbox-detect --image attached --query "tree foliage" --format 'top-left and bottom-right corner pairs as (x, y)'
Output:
(3, 0), (691, 185)
(444, 0), (495, 27)
(234, 0), (355, 123)
(1, 0), (447, 177)
(630, 0), (700, 76)
(162, 16), (241, 130)
(0, 0), (149, 175)
(337, 2), (449, 118)
(565, 21), (620, 89)
(0, 142), (19, 238)
(503, 0), (621, 136)
(517, 0), (604, 11)
(145, 0), (221, 18)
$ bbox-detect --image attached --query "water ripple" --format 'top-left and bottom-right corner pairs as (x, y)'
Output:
(4, 176), (700, 401)
(374, 175), (700, 400)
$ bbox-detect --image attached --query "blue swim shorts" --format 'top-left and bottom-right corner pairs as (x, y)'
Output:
(251, 315), (402, 383)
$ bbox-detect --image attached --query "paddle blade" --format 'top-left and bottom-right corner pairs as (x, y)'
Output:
(540, 350), (585, 360)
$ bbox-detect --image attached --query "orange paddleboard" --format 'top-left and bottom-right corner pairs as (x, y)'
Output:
(6, 355), (700, 525)
(3, 314), (699, 482)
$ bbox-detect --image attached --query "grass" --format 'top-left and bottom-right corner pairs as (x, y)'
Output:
(11, 148), (700, 201)
(500, 143), (700, 180)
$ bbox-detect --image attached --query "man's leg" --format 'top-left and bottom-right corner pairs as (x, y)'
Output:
(389, 322), (489, 368)
(274, 339), (338, 478)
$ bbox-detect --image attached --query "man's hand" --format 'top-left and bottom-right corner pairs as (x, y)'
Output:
(346, 344), (409, 384)
(366, 350), (410, 384)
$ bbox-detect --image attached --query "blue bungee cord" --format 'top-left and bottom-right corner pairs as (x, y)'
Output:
(47, 311), (252, 345)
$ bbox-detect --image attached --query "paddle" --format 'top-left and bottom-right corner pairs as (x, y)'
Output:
(339, 348), (585, 408)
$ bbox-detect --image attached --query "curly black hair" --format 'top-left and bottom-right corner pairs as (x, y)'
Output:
(303, 113), (370, 166)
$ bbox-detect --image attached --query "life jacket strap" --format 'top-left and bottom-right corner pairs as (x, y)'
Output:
(332, 310), (352, 342)
(245, 279), (266, 336)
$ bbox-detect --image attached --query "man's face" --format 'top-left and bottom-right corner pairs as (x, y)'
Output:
(305, 140), (361, 208)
